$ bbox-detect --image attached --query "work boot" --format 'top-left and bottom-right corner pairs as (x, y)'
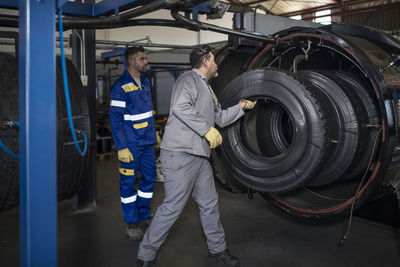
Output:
(139, 218), (152, 230)
(209, 249), (240, 267)
(126, 223), (144, 240)
(137, 259), (156, 267)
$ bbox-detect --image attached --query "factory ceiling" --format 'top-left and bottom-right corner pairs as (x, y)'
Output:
(230, 0), (400, 18)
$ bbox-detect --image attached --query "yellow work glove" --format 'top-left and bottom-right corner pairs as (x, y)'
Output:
(156, 131), (161, 144)
(239, 99), (257, 110)
(204, 127), (223, 149)
(155, 131), (161, 149)
(118, 148), (134, 163)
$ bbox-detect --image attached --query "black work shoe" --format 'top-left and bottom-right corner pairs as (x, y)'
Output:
(209, 249), (240, 267)
(126, 223), (144, 240)
(138, 218), (152, 230)
(137, 259), (156, 267)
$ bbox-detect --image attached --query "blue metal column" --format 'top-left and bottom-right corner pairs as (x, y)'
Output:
(19, 0), (57, 266)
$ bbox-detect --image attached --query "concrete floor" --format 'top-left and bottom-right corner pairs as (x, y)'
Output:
(1, 157), (399, 267)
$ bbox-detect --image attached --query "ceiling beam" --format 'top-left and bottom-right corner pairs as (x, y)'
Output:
(246, 0), (398, 17)
(280, 3), (337, 17)
(280, 0), (399, 17)
(345, 0), (390, 7)
(299, 2), (400, 20)
(245, 0), (272, 6)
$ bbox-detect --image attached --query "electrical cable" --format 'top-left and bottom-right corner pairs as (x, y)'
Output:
(0, 120), (20, 159)
(58, 9), (88, 156)
(171, 10), (275, 43)
(339, 126), (383, 247)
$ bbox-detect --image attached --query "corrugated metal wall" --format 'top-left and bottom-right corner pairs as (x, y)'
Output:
(343, 6), (400, 31)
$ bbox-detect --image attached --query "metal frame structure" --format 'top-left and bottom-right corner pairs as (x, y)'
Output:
(0, 0), (163, 265)
(3, 0), (149, 16)
(18, 1), (57, 266)
(1, 1), (223, 265)
(1, 0), (398, 266)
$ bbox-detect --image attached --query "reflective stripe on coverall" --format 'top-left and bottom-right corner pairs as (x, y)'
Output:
(110, 70), (157, 223)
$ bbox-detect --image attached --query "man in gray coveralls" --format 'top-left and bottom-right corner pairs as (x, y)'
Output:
(137, 45), (256, 267)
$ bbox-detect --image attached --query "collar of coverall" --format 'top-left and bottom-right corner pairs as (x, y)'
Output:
(124, 70), (145, 88)
(192, 68), (207, 82)
(192, 68), (216, 101)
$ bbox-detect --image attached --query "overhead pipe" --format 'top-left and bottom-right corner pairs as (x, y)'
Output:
(0, 0), (257, 33)
(0, 1), (179, 29)
(0, 16), (184, 30)
(171, 10), (276, 43)
(96, 60), (191, 66)
(62, 0), (212, 30)
(0, 0), (208, 29)
(62, 0), (180, 29)
(94, 38), (198, 49)
(0, 30), (214, 51)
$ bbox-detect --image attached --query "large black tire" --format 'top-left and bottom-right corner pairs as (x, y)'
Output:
(332, 71), (380, 181)
(297, 70), (360, 186)
(56, 57), (91, 200)
(216, 27), (396, 219)
(210, 46), (255, 97)
(256, 101), (294, 157)
(0, 55), (90, 212)
(210, 46), (256, 193)
(0, 53), (19, 212)
(216, 68), (329, 192)
(211, 152), (247, 193)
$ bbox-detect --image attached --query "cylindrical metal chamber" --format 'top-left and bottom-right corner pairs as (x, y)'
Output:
(211, 25), (400, 218)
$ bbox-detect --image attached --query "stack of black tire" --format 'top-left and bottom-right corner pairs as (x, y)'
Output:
(211, 25), (400, 218)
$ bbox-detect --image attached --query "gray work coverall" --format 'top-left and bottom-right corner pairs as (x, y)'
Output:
(137, 68), (245, 261)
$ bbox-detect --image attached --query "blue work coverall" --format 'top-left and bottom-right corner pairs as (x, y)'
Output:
(109, 70), (157, 224)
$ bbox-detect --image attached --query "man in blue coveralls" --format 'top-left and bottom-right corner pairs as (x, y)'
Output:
(109, 46), (158, 240)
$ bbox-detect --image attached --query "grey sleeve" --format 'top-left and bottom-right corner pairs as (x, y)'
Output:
(214, 102), (245, 128)
(171, 77), (210, 136)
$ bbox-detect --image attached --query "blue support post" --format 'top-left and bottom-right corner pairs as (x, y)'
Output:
(19, 0), (57, 266)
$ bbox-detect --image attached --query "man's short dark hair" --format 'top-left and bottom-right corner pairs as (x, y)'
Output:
(125, 46), (145, 63)
(190, 45), (213, 68)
